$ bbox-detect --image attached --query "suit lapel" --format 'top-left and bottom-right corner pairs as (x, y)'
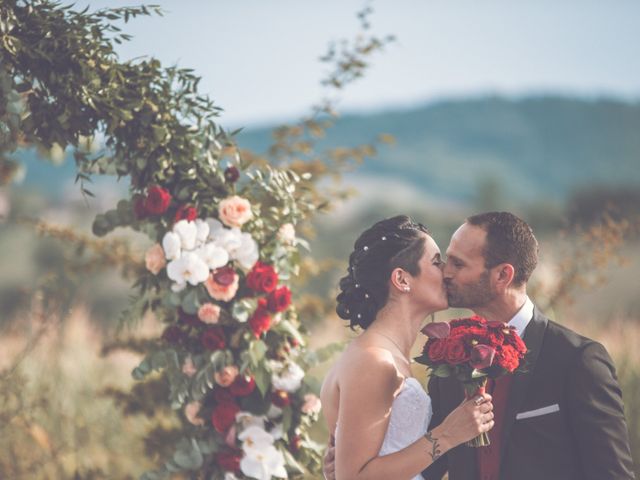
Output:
(499, 307), (548, 460)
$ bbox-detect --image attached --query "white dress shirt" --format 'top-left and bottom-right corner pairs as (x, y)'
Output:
(507, 296), (534, 338)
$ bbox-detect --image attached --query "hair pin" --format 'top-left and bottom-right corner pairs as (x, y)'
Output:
(363, 246), (369, 251)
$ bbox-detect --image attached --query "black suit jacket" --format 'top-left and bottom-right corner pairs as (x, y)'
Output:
(422, 308), (635, 480)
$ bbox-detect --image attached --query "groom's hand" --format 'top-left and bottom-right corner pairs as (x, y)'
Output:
(323, 433), (336, 480)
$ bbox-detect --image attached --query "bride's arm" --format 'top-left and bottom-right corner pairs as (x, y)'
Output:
(334, 349), (493, 480)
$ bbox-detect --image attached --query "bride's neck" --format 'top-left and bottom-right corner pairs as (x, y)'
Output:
(367, 302), (429, 359)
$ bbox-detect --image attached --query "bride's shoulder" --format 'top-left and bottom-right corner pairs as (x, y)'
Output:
(337, 341), (399, 385)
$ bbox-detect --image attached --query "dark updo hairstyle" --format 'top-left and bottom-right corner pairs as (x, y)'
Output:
(336, 215), (430, 330)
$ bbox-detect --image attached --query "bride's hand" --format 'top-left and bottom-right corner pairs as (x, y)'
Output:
(435, 393), (494, 446)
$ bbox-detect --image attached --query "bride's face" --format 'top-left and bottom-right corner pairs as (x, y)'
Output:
(409, 235), (448, 312)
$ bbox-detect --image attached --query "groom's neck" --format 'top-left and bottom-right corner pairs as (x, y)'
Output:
(472, 288), (528, 324)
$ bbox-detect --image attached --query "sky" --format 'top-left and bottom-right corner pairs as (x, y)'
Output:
(78, 0), (640, 129)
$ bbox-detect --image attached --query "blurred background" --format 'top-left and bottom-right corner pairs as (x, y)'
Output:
(1, 0), (640, 478)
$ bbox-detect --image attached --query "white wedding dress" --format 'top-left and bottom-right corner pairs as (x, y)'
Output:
(336, 377), (433, 480)
(378, 377), (433, 480)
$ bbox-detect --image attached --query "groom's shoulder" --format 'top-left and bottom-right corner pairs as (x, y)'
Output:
(538, 313), (609, 360)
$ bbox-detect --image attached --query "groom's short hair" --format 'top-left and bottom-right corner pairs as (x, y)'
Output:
(466, 211), (539, 286)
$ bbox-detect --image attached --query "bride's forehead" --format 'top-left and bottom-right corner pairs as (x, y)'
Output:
(423, 235), (441, 255)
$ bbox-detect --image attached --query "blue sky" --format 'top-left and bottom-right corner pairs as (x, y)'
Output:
(82, 1), (640, 128)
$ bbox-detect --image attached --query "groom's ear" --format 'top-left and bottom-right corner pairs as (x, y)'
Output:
(492, 263), (515, 293)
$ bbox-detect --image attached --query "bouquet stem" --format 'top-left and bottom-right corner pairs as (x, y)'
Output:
(463, 379), (490, 447)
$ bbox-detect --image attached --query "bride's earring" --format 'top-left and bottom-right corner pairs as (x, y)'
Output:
(403, 285), (411, 293)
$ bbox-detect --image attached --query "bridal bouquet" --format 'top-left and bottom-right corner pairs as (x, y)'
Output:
(415, 315), (527, 447)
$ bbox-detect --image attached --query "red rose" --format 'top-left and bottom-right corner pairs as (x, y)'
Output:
(450, 316), (487, 328)
(214, 387), (234, 404)
(246, 261), (278, 293)
(211, 401), (240, 433)
(224, 166), (240, 183)
(271, 390), (291, 407)
(175, 204), (198, 222)
(495, 345), (520, 372)
(427, 339), (447, 362)
(267, 286), (292, 313)
(133, 195), (147, 219)
(503, 328), (527, 355)
(444, 336), (470, 364)
(229, 375), (256, 397)
(216, 449), (242, 473)
(201, 326), (226, 350)
(289, 434), (302, 453)
(161, 325), (185, 345)
(249, 303), (272, 338)
(144, 185), (171, 215)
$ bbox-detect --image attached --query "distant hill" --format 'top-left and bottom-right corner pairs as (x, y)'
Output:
(13, 95), (640, 203)
(238, 96), (640, 203)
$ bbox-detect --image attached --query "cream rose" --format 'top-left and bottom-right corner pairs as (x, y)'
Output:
(204, 268), (239, 302)
(214, 365), (239, 387)
(145, 243), (166, 275)
(218, 196), (252, 228)
(198, 302), (221, 324)
(277, 223), (296, 245)
(301, 393), (322, 415)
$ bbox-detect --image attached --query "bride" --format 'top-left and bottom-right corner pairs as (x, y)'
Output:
(320, 216), (494, 480)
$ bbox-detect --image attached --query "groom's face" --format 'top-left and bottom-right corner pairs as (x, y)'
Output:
(443, 223), (496, 308)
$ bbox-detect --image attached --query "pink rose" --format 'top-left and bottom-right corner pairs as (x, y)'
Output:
(301, 393), (322, 415)
(182, 356), (197, 377)
(205, 267), (239, 302)
(198, 303), (221, 324)
(185, 401), (204, 426)
(145, 243), (166, 275)
(218, 195), (252, 228)
(214, 365), (239, 387)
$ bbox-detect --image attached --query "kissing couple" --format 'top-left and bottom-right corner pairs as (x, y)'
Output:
(320, 212), (634, 480)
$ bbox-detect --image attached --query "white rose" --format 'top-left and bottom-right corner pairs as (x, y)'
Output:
(271, 361), (305, 393)
(234, 232), (259, 270)
(162, 231), (182, 260)
(277, 223), (296, 245)
(240, 444), (287, 480)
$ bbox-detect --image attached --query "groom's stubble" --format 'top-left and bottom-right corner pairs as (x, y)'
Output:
(445, 268), (496, 309)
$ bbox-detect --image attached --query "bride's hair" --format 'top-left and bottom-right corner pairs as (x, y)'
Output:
(336, 215), (430, 330)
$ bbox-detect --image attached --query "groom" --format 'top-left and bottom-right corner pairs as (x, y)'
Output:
(421, 211), (634, 479)
(323, 211), (635, 479)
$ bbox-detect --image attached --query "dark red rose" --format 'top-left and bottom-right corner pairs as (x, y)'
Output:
(271, 390), (291, 407)
(133, 195), (148, 219)
(213, 266), (237, 287)
(427, 338), (447, 362)
(453, 325), (488, 340)
(175, 204), (198, 222)
(224, 166), (240, 183)
(444, 335), (470, 364)
(487, 320), (506, 329)
(179, 309), (202, 328)
(144, 185), (171, 215)
(201, 326), (226, 350)
(216, 449), (242, 473)
(246, 261), (278, 293)
(161, 325), (185, 345)
(503, 328), (527, 355)
(214, 387), (234, 404)
(267, 286), (292, 313)
(450, 316), (487, 329)
(249, 304), (272, 338)
(211, 401), (240, 433)
(229, 375), (256, 397)
(289, 434), (302, 453)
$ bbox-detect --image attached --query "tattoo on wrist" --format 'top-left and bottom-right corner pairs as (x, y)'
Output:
(424, 431), (442, 461)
